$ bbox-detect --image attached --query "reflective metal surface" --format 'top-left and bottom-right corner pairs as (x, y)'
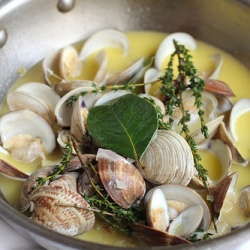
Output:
(0, 0), (250, 249)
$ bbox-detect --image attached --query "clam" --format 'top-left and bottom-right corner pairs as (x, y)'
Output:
(79, 29), (129, 61)
(212, 172), (238, 215)
(146, 188), (169, 231)
(54, 80), (94, 97)
(94, 90), (131, 107)
(7, 82), (60, 127)
(145, 184), (211, 231)
(18, 165), (57, 213)
(239, 185), (250, 217)
(204, 79), (235, 97)
(0, 110), (56, 163)
(168, 204), (204, 238)
(138, 94), (166, 115)
(191, 115), (224, 145)
(107, 57), (144, 84)
(213, 121), (248, 166)
(171, 90), (219, 133)
(136, 129), (194, 186)
(93, 49), (108, 85)
(54, 86), (101, 127)
(59, 45), (82, 80)
(197, 139), (232, 186)
(0, 158), (29, 181)
(29, 185), (95, 236)
(96, 148), (146, 209)
(42, 49), (62, 87)
(70, 96), (88, 141)
(131, 223), (191, 246)
(154, 32), (196, 70)
(206, 54), (223, 80)
(229, 98), (250, 141)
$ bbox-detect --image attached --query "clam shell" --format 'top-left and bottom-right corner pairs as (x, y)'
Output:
(96, 148), (146, 209)
(18, 165), (57, 213)
(54, 80), (94, 97)
(54, 86), (101, 127)
(107, 57), (144, 84)
(42, 50), (62, 87)
(168, 204), (203, 238)
(145, 184), (211, 231)
(229, 98), (250, 141)
(79, 29), (129, 61)
(137, 130), (194, 186)
(213, 172), (238, 215)
(0, 158), (29, 181)
(29, 185), (95, 236)
(154, 32), (196, 70)
(131, 223), (191, 246)
(59, 45), (82, 80)
(146, 188), (169, 231)
(7, 91), (56, 127)
(0, 110), (56, 163)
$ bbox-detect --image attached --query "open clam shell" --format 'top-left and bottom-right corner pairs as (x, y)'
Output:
(59, 45), (82, 80)
(131, 223), (191, 246)
(145, 184), (211, 231)
(79, 29), (129, 61)
(0, 110), (56, 163)
(54, 86), (101, 127)
(229, 98), (250, 141)
(154, 32), (196, 70)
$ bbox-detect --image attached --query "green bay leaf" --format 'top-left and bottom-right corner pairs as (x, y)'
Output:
(86, 94), (158, 160)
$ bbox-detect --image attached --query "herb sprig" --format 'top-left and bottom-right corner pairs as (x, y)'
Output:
(160, 40), (209, 185)
(31, 138), (73, 192)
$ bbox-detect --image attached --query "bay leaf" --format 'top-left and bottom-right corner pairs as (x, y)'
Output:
(87, 94), (158, 160)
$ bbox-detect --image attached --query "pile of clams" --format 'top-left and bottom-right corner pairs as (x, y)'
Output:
(0, 30), (249, 246)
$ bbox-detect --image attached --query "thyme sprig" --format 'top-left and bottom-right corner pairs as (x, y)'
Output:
(65, 82), (155, 108)
(31, 138), (73, 192)
(187, 228), (213, 242)
(160, 40), (209, 185)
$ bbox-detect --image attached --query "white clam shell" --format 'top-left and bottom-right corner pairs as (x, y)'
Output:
(145, 184), (211, 231)
(208, 54), (223, 79)
(197, 139), (232, 185)
(59, 45), (82, 80)
(94, 90), (131, 107)
(146, 188), (169, 231)
(107, 57), (144, 84)
(0, 110), (56, 163)
(7, 82), (60, 127)
(137, 130), (194, 186)
(229, 98), (250, 141)
(93, 49), (108, 85)
(14, 82), (60, 109)
(79, 29), (129, 61)
(54, 86), (101, 127)
(168, 204), (203, 238)
(154, 32), (196, 70)
(42, 50), (62, 86)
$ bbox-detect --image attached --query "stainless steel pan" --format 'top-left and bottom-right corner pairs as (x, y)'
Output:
(0, 0), (250, 249)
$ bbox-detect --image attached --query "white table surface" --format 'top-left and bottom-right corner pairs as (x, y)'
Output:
(0, 217), (44, 250)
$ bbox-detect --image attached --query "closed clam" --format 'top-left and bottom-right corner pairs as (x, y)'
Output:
(96, 148), (146, 209)
(136, 129), (194, 186)
(29, 185), (95, 236)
